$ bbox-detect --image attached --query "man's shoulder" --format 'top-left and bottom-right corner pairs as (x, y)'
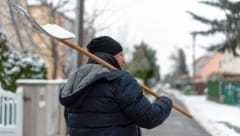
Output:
(109, 70), (137, 85)
(111, 70), (132, 78)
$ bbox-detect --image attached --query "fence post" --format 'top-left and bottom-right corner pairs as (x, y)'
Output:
(17, 79), (67, 136)
(16, 87), (23, 136)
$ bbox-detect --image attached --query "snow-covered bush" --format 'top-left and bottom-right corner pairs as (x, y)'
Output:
(0, 33), (47, 92)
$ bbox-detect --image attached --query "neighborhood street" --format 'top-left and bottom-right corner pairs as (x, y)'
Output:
(141, 92), (211, 136)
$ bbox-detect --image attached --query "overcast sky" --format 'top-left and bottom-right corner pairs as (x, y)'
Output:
(84, 0), (227, 77)
(28, 0), (228, 76)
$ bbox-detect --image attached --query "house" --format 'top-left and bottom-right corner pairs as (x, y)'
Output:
(219, 47), (240, 74)
(194, 51), (223, 82)
(199, 51), (222, 81)
(193, 51), (223, 94)
(194, 55), (211, 83)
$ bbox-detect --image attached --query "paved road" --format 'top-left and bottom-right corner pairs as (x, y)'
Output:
(141, 91), (211, 136)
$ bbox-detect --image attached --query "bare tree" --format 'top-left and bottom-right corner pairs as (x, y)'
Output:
(7, 0), (24, 49)
(0, 0), (30, 51)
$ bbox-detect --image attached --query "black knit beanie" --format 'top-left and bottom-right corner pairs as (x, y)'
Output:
(87, 36), (123, 55)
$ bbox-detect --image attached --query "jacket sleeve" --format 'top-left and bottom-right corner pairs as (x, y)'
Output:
(114, 72), (172, 129)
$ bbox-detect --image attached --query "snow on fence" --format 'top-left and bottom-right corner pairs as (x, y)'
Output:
(0, 87), (23, 136)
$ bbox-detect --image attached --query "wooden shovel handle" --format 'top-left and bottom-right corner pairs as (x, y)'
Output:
(59, 39), (193, 119)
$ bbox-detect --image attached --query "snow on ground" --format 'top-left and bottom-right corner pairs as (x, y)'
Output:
(165, 88), (240, 136)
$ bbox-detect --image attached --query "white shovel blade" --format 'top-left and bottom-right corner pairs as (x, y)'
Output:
(8, 0), (75, 40)
(41, 24), (75, 39)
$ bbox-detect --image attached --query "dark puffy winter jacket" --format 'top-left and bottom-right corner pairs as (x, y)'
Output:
(59, 52), (172, 136)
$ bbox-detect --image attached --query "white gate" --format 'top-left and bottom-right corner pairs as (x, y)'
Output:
(0, 87), (23, 136)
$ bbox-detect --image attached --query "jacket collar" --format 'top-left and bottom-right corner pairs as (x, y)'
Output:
(87, 52), (121, 70)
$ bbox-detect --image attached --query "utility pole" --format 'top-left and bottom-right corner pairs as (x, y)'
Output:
(76, 0), (85, 67)
(192, 33), (196, 91)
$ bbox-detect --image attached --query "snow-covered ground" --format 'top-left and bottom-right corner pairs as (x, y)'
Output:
(165, 88), (240, 136)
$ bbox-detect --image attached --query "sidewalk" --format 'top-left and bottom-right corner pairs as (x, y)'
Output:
(166, 88), (240, 136)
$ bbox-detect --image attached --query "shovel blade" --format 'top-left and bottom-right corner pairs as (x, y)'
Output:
(8, 0), (75, 39)
(41, 24), (75, 39)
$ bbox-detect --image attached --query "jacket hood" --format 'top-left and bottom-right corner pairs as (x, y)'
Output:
(59, 52), (122, 106)
(59, 64), (109, 106)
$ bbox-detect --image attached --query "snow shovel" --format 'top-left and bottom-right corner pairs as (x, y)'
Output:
(8, 0), (193, 119)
